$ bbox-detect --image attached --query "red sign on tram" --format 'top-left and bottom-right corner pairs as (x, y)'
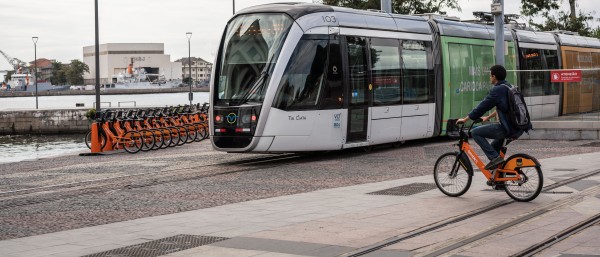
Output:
(550, 70), (582, 82)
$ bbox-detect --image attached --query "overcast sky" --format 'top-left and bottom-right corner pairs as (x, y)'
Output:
(0, 0), (598, 71)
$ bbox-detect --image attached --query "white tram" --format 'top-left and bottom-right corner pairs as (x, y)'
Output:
(210, 3), (438, 152)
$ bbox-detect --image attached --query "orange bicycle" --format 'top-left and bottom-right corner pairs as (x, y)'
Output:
(434, 119), (543, 202)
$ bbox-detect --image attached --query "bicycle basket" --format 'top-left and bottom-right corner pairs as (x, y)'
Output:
(446, 119), (460, 139)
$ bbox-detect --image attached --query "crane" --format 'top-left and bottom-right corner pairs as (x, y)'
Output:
(0, 50), (27, 71)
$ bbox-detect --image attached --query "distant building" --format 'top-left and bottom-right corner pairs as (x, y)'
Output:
(82, 43), (182, 85)
(29, 58), (54, 82)
(177, 57), (212, 86)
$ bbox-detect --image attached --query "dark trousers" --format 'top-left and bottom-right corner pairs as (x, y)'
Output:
(471, 123), (506, 161)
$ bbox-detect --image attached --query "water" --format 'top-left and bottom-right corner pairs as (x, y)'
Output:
(0, 134), (87, 164)
(0, 92), (210, 110)
(0, 92), (211, 163)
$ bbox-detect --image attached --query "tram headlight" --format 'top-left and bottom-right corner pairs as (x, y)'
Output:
(215, 115), (223, 124)
(242, 115), (251, 124)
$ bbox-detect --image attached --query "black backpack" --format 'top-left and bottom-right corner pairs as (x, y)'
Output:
(501, 84), (531, 132)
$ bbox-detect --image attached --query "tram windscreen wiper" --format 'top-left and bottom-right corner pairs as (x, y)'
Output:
(233, 60), (273, 106)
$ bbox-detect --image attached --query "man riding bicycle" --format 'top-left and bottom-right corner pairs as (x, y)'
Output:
(457, 65), (529, 170)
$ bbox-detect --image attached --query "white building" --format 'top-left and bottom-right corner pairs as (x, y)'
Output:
(83, 43), (182, 85)
(179, 57), (212, 86)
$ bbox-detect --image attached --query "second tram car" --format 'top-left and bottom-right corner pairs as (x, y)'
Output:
(210, 3), (600, 153)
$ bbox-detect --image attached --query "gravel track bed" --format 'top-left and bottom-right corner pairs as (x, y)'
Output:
(0, 138), (599, 240)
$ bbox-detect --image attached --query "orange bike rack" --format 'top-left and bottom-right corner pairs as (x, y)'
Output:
(91, 122), (102, 153)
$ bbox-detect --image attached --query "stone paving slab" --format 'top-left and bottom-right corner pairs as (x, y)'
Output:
(2, 152), (600, 257)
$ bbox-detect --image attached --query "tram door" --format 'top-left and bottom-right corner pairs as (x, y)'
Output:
(345, 36), (371, 142)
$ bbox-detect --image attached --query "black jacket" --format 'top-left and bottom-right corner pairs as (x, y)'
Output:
(468, 80), (520, 137)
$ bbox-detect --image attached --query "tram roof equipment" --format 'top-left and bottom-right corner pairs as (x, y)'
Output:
(554, 33), (600, 49)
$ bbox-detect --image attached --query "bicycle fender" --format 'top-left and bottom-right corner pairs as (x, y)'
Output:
(456, 152), (474, 176)
(503, 153), (541, 170)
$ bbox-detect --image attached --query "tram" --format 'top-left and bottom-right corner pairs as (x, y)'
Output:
(209, 3), (600, 153)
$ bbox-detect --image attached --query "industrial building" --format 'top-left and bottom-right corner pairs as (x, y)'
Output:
(82, 43), (182, 85)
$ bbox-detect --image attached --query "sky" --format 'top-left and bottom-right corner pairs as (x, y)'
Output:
(0, 0), (598, 71)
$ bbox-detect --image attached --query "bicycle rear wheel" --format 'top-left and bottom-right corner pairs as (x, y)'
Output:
(504, 165), (543, 202)
(434, 152), (472, 197)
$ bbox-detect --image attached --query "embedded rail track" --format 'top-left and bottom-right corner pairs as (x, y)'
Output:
(338, 168), (600, 257)
(0, 153), (307, 210)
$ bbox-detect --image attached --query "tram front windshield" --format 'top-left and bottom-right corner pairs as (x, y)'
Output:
(216, 14), (293, 105)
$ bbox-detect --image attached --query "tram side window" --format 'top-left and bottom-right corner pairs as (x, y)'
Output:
(520, 48), (544, 97)
(543, 49), (560, 95)
(370, 38), (401, 105)
(273, 38), (328, 110)
(401, 40), (431, 104)
(320, 36), (344, 109)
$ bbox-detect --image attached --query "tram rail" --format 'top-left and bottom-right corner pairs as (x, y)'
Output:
(0, 153), (304, 210)
(338, 168), (600, 257)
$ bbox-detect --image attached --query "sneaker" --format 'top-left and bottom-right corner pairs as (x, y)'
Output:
(484, 156), (504, 170)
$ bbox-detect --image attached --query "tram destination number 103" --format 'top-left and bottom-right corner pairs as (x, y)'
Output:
(322, 15), (337, 23)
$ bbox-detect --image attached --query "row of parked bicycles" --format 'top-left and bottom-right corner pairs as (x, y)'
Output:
(85, 103), (209, 154)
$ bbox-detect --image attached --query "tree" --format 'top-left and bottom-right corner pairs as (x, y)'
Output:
(50, 61), (67, 85)
(65, 59), (89, 85)
(319, 0), (460, 15)
(4, 70), (13, 82)
(521, 0), (599, 38)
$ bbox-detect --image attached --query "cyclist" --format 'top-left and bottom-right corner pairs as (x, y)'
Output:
(457, 65), (529, 170)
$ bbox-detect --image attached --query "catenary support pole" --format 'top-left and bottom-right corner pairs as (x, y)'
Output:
(493, 0), (505, 66)
(381, 0), (392, 13)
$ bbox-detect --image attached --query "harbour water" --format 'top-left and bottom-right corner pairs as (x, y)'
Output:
(0, 134), (87, 164)
(0, 92), (211, 163)
(0, 92), (210, 111)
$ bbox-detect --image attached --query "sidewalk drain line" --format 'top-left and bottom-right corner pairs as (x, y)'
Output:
(368, 183), (438, 196)
(81, 234), (229, 257)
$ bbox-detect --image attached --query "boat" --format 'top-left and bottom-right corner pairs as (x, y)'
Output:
(3, 68), (69, 92)
(108, 62), (183, 90)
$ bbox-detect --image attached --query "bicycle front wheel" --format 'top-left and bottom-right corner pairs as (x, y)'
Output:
(85, 130), (107, 150)
(434, 152), (472, 197)
(123, 131), (143, 154)
(504, 166), (543, 202)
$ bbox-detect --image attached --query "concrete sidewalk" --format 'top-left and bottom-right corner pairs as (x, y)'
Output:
(2, 152), (600, 257)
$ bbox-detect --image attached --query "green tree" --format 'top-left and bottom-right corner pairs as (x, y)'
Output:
(50, 61), (67, 85)
(65, 59), (89, 85)
(521, 0), (599, 38)
(319, 0), (460, 15)
(4, 70), (13, 82)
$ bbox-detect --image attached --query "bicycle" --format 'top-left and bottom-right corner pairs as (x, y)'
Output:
(433, 119), (543, 202)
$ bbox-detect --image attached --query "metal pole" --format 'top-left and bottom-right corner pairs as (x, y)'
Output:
(186, 32), (192, 106)
(493, 0), (505, 66)
(233, 0), (235, 15)
(94, 0), (101, 112)
(32, 37), (38, 109)
(381, 0), (392, 13)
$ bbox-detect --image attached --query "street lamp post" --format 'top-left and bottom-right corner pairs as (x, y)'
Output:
(186, 32), (193, 106)
(32, 36), (38, 109)
(95, 0), (101, 112)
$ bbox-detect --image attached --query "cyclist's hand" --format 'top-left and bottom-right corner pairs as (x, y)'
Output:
(456, 118), (467, 124)
(482, 115), (491, 122)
